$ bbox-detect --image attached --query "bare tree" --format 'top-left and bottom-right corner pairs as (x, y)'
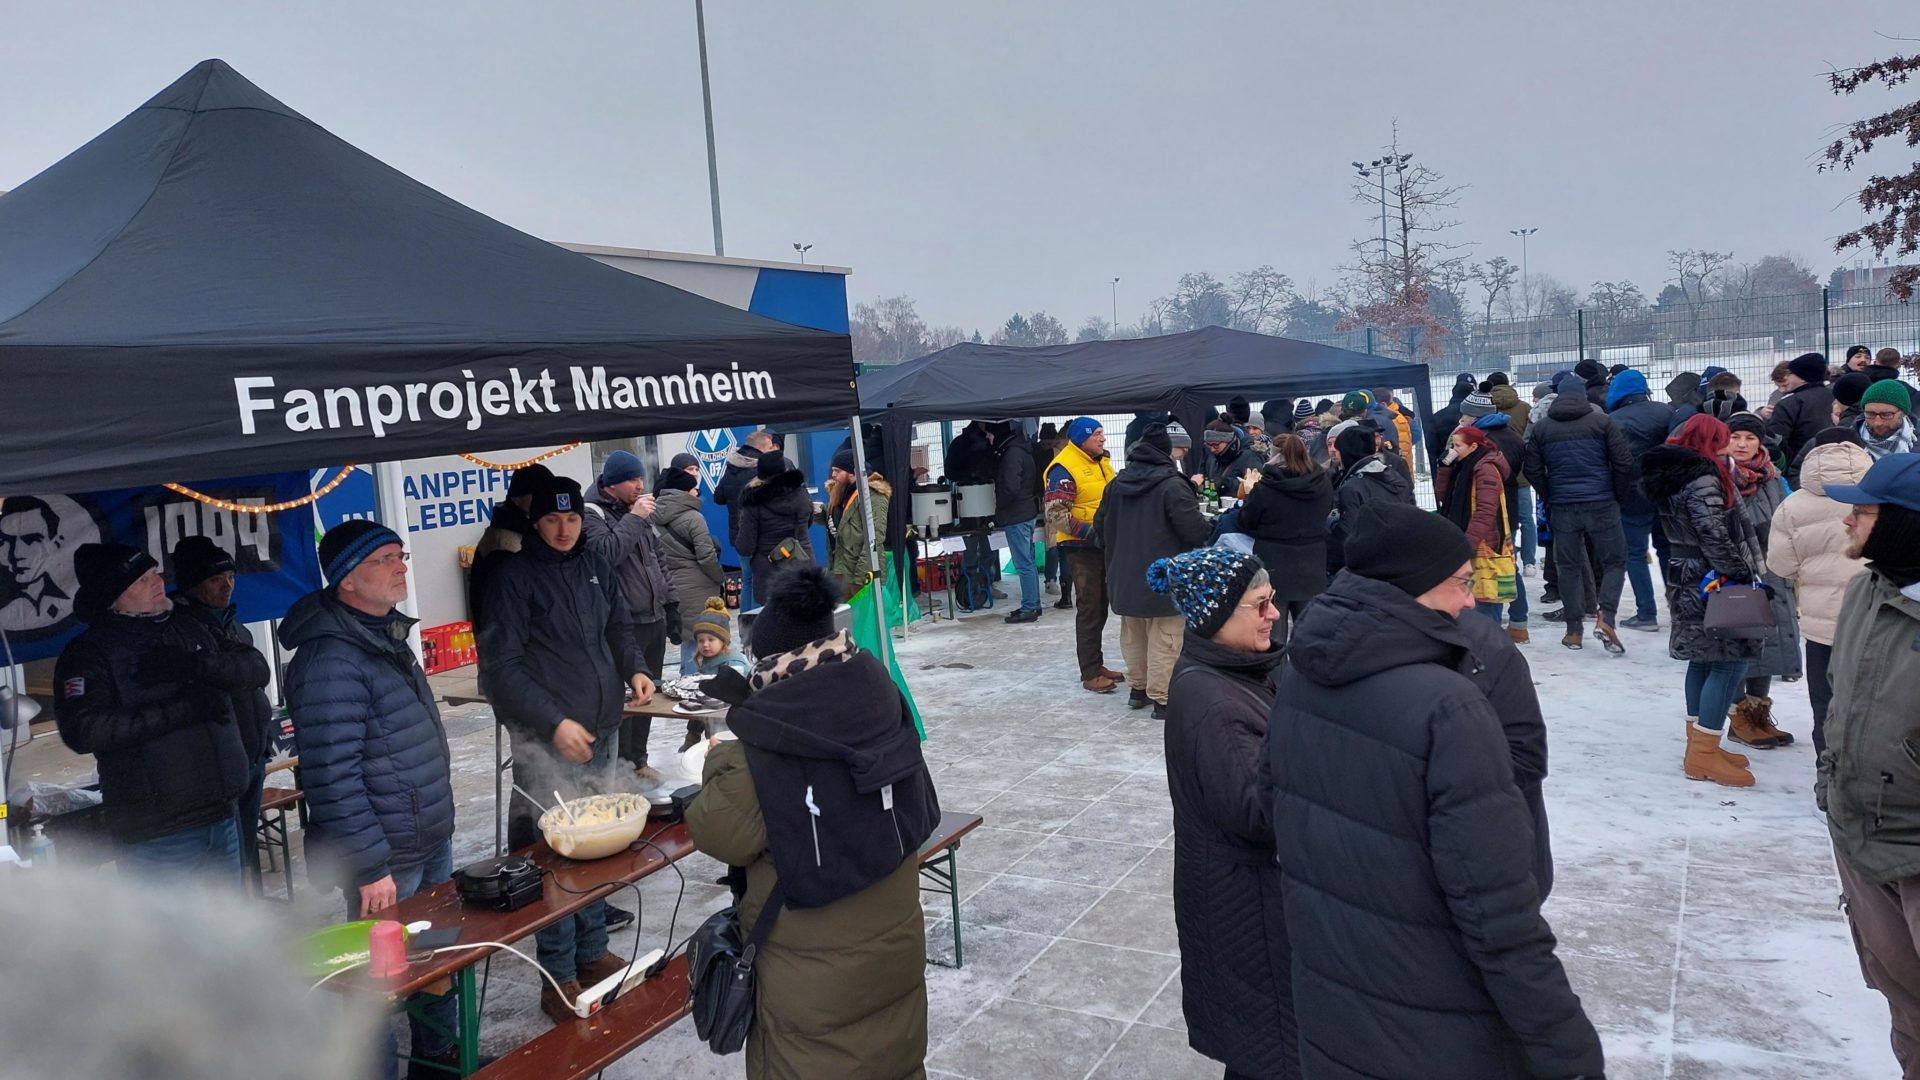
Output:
(928, 325), (970, 351)
(1075, 316), (1111, 342)
(1666, 249), (1734, 338)
(1340, 128), (1467, 359)
(1226, 266), (1296, 334)
(850, 295), (930, 365)
(1822, 49), (1920, 301)
(1466, 257), (1517, 365)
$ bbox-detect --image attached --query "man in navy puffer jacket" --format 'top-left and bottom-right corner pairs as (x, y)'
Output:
(282, 519), (457, 1076)
(1523, 371), (1637, 652)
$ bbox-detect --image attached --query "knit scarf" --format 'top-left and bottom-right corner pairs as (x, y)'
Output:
(1730, 451), (1774, 499)
(1860, 416), (1918, 460)
(750, 628), (855, 691)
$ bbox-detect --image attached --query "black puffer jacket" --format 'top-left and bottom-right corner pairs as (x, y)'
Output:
(1455, 607), (1554, 897)
(1266, 571), (1603, 1079)
(994, 426), (1040, 525)
(1768, 381), (1834, 476)
(172, 596), (276, 767)
(714, 446), (765, 553)
(1165, 632), (1297, 1079)
(1094, 441), (1213, 618)
(1640, 444), (1764, 664)
(54, 610), (254, 842)
(733, 467), (818, 603)
(1236, 465), (1333, 602)
(1522, 390), (1634, 506)
(1326, 454), (1414, 573)
(477, 535), (648, 739)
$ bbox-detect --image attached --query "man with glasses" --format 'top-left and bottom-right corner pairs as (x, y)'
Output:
(1857, 380), (1916, 461)
(1265, 501), (1597, 1078)
(281, 520), (459, 1078)
(1817, 453), (1920, 1072)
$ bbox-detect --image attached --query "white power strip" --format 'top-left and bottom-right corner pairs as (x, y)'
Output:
(572, 948), (665, 1018)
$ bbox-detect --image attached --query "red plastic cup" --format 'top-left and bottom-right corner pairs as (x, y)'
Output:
(368, 920), (409, 978)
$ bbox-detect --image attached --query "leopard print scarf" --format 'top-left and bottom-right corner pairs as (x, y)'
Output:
(750, 628), (856, 691)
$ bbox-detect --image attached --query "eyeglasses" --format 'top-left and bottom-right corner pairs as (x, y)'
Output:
(365, 551), (411, 568)
(1447, 572), (1474, 590)
(1238, 595), (1280, 614)
(1864, 408), (1905, 421)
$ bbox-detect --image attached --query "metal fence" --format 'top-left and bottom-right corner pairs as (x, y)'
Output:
(1301, 286), (1919, 403)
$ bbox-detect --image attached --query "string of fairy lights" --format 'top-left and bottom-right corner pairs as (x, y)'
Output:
(160, 444), (580, 515)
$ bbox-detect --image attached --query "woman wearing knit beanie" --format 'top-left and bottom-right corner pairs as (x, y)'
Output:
(1149, 548), (1299, 1079)
(1722, 413), (1802, 750)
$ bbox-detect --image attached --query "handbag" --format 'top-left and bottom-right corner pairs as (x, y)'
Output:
(1470, 487), (1518, 604)
(1702, 578), (1775, 640)
(687, 882), (785, 1055)
(767, 536), (805, 566)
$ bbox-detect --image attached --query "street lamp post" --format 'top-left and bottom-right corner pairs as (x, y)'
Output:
(793, 242), (813, 265)
(695, 0), (724, 257)
(1111, 277), (1120, 335)
(1509, 227), (1538, 314)
(1352, 152), (1413, 270)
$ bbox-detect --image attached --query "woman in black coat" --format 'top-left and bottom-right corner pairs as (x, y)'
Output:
(732, 453), (818, 606)
(1150, 547), (1297, 1080)
(1235, 433), (1333, 642)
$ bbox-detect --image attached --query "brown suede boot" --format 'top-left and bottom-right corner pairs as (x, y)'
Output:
(541, 978), (583, 1025)
(1082, 675), (1117, 694)
(1747, 695), (1796, 746)
(1685, 725), (1754, 787)
(576, 951), (629, 987)
(1728, 697), (1790, 749)
(1507, 627), (1530, 644)
(1683, 716), (1748, 766)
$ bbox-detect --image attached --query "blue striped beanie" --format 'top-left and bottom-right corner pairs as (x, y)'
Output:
(319, 519), (405, 584)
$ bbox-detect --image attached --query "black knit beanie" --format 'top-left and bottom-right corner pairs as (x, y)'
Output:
(757, 453), (792, 481)
(1788, 352), (1829, 385)
(169, 535), (234, 593)
(1864, 502), (1920, 588)
(506, 462), (555, 499)
(1345, 503), (1474, 598)
(657, 470), (699, 494)
(1333, 426), (1376, 465)
(73, 542), (157, 619)
(831, 448), (858, 475)
(1136, 422), (1174, 459)
(1725, 412), (1768, 440)
(526, 475), (585, 522)
(1833, 371), (1872, 409)
(1227, 396), (1252, 425)
(750, 565), (842, 657)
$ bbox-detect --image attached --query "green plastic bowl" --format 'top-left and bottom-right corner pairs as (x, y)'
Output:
(303, 919), (408, 978)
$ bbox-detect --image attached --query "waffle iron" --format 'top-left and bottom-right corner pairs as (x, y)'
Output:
(454, 855), (542, 911)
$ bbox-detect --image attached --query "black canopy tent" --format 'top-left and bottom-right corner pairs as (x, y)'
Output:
(855, 325), (1435, 567)
(0, 59), (859, 498)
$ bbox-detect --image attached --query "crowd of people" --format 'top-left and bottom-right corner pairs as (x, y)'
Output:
(35, 339), (1920, 1078)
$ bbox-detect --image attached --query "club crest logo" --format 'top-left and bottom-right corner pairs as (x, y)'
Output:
(688, 428), (741, 494)
(556, 493), (573, 511)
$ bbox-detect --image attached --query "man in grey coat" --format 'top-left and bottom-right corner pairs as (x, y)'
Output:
(583, 449), (677, 780)
(1817, 454), (1920, 1073)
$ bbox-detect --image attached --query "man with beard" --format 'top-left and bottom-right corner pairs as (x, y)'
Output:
(1858, 380), (1917, 461)
(1817, 453), (1920, 1074)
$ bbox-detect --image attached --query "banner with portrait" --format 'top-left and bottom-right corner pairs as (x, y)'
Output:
(0, 471), (321, 662)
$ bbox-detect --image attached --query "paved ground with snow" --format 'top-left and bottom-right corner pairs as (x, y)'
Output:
(9, 574), (1897, 1077)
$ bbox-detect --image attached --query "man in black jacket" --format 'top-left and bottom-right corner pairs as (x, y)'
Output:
(1326, 424), (1414, 574)
(1770, 352), (1837, 483)
(1523, 371), (1636, 652)
(715, 429), (778, 597)
(994, 421), (1043, 623)
(1095, 424), (1213, 717)
(1604, 369), (1675, 630)
(468, 462), (551, 632)
(477, 474), (656, 1025)
(1267, 503), (1601, 1079)
(945, 420), (1004, 599)
(169, 535), (276, 892)
(583, 450), (676, 780)
(1427, 373), (1477, 467)
(54, 542), (256, 880)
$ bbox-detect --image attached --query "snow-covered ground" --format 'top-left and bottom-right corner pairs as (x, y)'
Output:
(9, 573), (1894, 1077)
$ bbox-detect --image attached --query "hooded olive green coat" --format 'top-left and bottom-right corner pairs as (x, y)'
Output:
(686, 740), (929, 1080)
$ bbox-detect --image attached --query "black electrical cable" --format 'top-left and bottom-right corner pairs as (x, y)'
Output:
(628, 835), (691, 972)
(542, 873), (652, 989)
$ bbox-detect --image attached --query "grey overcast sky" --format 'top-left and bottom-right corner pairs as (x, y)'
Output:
(1, 1), (1912, 333)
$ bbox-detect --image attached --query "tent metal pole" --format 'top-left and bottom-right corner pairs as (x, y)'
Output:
(371, 460), (423, 659)
(848, 415), (894, 664)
